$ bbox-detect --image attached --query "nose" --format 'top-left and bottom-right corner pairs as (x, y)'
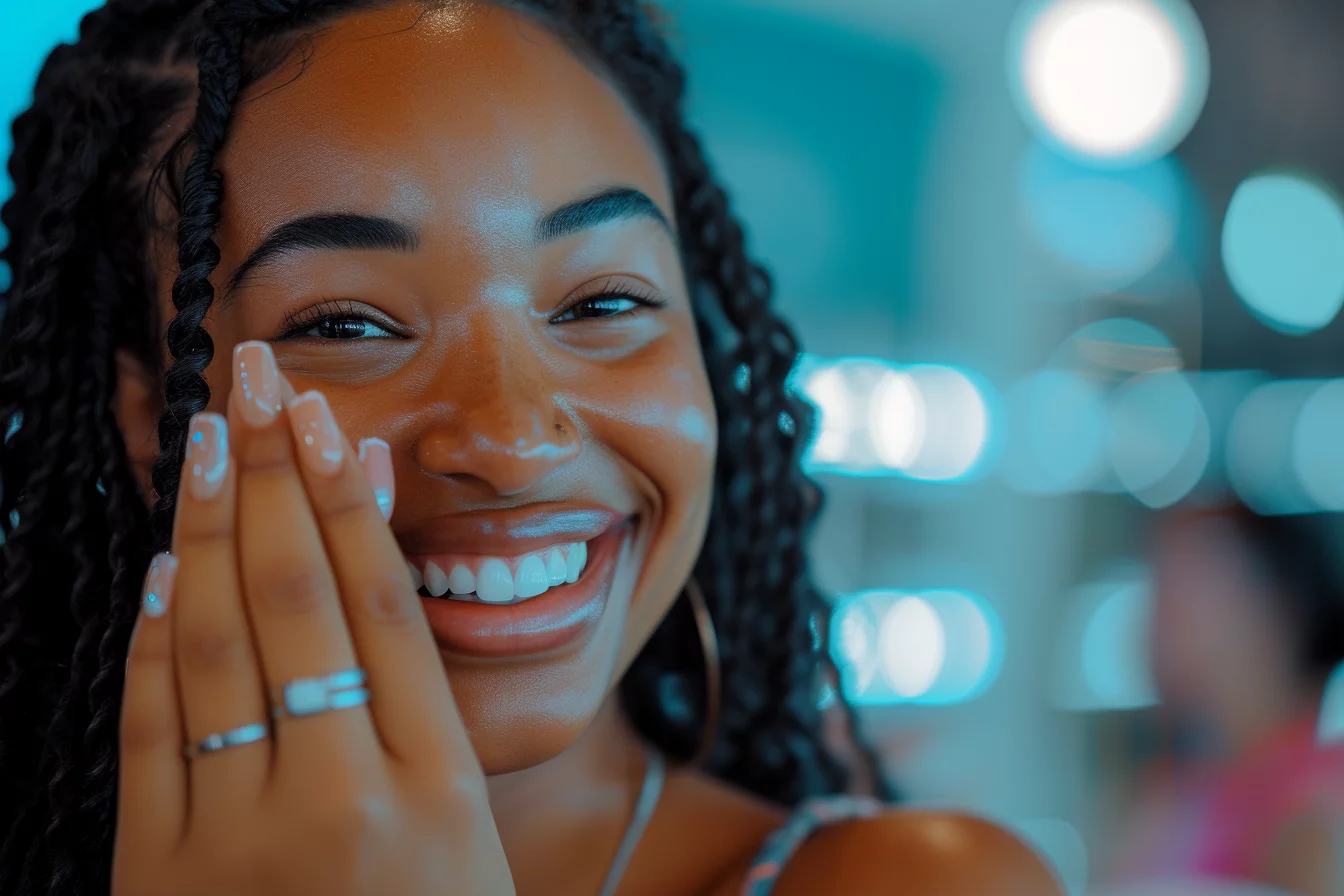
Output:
(413, 321), (582, 497)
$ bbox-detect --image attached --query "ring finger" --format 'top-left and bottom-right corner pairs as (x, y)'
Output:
(171, 411), (271, 823)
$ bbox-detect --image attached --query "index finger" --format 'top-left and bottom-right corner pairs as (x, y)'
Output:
(284, 389), (472, 770)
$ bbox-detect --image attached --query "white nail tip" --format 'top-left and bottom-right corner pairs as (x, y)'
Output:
(423, 561), (450, 597)
(447, 564), (476, 595)
(406, 561), (424, 591)
(514, 554), (550, 599)
(545, 548), (567, 586)
(476, 558), (514, 603)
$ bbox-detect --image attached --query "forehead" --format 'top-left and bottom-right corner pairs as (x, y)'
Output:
(215, 2), (672, 250)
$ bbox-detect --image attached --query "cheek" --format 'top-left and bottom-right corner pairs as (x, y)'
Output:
(570, 339), (717, 589)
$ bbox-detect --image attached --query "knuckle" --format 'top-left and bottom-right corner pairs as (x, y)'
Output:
(177, 618), (250, 674)
(120, 701), (174, 755)
(350, 573), (418, 628)
(307, 790), (397, 848)
(255, 562), (332, 616)
(174, 515), (233, 550)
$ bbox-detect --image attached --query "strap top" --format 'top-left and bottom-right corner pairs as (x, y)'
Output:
(739, 796), (884, 896)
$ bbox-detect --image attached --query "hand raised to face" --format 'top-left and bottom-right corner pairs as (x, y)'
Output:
(114, 340), (514, 896)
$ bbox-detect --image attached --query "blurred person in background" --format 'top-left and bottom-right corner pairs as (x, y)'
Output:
(0, 1), (1059, 894)
(1101, 506), (1344, 895)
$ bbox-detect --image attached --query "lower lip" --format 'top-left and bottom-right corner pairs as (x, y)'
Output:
(417, 521), (630, 659)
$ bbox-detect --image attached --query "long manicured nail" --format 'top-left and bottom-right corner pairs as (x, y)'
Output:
(234, 341), (282, 428)
(142, 553), (179, 618)
(185, 413), (229, 500)
(358, 438), (395, 521)
(289, 391), (343, 475)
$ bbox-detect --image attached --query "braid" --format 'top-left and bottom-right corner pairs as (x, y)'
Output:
(0, 3), (202, 891)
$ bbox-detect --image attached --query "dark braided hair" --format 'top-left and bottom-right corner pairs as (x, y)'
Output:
(0, 1), (888, 891)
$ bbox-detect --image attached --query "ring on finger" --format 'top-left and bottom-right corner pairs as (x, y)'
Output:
(271, 667), (370, 720)
(183, 722), (271, 760)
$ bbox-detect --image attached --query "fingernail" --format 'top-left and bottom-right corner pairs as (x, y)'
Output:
(289, 391), (343, 475)
(234, 341), (282, 428)
(358, 438), (395, 521)
(185, 413), (229, 500)
(142, 553), (179, 618)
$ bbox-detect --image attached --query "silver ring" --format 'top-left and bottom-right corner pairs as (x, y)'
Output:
(271, 667), (370, 720)
(183, 722), (269, 759)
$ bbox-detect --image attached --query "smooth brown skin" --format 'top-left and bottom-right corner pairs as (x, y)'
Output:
(112, 4), (1061, 893)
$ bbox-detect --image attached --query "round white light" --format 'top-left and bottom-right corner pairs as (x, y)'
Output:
(903, 366), (990, 482)
(830, 599), (881, 696)
(803, 367), (853, 463)
(1222, 173), (1344, 335)
(1014, 0), (1208, 162)
(880, 597), (946, 699)
(921, 591), (1004, 704)
(868, 370), (926, 470)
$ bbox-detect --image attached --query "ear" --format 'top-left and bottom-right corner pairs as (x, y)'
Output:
(113, 348), (161, 504)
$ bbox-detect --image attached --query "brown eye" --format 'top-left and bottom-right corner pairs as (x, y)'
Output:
(555, 297), (640, 322)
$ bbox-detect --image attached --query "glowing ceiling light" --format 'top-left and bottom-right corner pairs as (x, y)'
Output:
(868, 369), (925, 470)
(880, 597), (946, 699)
(1011, 0), (1209, 163)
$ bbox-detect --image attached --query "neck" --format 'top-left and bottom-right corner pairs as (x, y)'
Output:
(487, 697), (651, 895)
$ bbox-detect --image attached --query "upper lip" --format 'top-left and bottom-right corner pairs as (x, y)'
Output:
(396, 502), (626, 557)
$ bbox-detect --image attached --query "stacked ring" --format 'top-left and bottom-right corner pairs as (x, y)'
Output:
(271, 667), (370, 720)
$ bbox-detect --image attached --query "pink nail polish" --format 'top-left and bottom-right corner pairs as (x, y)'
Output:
(358, 438), (395, 521)
(185, 413), (229, 500)
(143, 553), (179, 618)
(234, 341), (282, 428)
(289, 391), (343, 475)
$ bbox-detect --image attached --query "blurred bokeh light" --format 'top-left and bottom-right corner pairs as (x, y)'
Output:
(1221, 173), (1344, 335)
(1009, 0), (1209, 164)
(832, 589), (1003, 706)
(797, 356), (992, 481)
(1106, 370), (1210, 509)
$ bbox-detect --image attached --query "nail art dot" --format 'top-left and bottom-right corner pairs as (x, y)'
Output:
(304, 435), (314, 446)
(144, 592), (164, 618)
(193, 463), (202, 476)
(192, 431), (203, 443)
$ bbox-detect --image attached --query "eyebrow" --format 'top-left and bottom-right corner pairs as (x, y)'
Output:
(535, 187), (672, 242)
(221, 187), (672, 302)
(223, 213), (419, 302)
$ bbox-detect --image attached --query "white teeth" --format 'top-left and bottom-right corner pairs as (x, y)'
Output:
(406, 561), (424, 591)
(447, 564), (476, 595)
(476, 558), (515, 603)
(545, 548), (567, 586)
(423, 561), (450, 597)
(565, 541), (587, 584)
(514, 555), (549, 599)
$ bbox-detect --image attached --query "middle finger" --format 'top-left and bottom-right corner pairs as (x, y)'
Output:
(229, 341), (381, 775)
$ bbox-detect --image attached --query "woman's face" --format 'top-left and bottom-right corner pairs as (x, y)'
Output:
(148, 2), (717, 773)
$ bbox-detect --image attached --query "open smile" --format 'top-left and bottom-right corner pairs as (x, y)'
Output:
(400, 505), (634, 659)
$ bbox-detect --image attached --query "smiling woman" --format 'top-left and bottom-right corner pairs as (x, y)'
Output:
(0, 2), (1058, 894)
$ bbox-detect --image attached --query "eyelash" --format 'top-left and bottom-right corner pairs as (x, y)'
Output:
(550, 280), (668, 324)
(276, 283), (667, 341)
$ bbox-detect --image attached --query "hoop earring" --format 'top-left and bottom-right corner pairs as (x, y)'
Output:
(685, 578), (721, 769)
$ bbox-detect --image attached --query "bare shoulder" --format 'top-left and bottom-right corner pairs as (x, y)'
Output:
(709, 809), (1061, 896)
